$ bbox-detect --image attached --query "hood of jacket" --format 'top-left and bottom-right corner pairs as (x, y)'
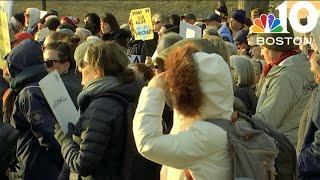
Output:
(26, 8), (40, 28)
(10, 64), (48, 93)
(78, 76), (143, 110)
(194, 52), (234, 120)
(6, 39), (43, 78)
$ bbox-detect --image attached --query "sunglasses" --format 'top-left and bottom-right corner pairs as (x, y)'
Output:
(44, 59), (61, 68)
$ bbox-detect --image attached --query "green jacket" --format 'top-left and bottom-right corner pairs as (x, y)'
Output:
(256, 54), (316, 147)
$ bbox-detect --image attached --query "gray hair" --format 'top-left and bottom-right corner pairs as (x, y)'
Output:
(203, 27), (219, 37)
(157, 32), (183, 53)
(230, 55), (256, 87)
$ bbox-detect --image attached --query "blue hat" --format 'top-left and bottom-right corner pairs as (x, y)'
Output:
(232, 9), (246, 24)
(204, 13), (221, 23)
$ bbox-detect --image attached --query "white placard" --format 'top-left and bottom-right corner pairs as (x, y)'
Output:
(39, 70), (80, 133)
(128, 55), (142, 64)
(0, 0), (12, 21)
(186, 28), (196, 38)
(179, 21), (202, 39)
(40, 11), (47, 19)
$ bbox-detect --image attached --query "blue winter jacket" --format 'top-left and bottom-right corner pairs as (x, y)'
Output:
(7, 39), (63, 180)
(218, 23), (233, 43)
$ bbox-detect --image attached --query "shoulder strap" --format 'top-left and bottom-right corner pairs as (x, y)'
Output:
(205, 119), (230, 131)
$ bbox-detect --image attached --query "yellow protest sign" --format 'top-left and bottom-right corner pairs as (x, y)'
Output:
(129, 8), (154, 41)
(0, 11), (10, 68)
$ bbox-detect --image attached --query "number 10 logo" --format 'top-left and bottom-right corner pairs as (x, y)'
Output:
(251, 1), (319, 34)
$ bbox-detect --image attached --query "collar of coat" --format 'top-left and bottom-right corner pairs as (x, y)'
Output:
(265, 53), (309, 77)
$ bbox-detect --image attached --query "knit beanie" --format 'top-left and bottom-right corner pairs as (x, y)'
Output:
(215, 4), (228, 16)
(257, 20), (295, 52)
(232, 9), (246, 24)
(61, 16), (80, 28)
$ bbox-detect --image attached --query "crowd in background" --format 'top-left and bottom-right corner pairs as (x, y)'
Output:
(0, 2), (319, 180)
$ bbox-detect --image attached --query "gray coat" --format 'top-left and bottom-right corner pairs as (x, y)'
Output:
(256, 53), (316, 147)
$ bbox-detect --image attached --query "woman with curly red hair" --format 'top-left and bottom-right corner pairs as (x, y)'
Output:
(133, 42), (234, 179)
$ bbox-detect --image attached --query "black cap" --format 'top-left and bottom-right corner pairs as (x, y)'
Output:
(203, 13), (221, 23)
(13, 12), (25, 25)
(181, 13), (196, 21)
(216, 4), (228, 16)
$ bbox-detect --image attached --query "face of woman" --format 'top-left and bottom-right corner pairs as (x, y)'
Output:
(43, 49), (69, 74)
(100, 21), (111, 34)
(311, 54), (320, 74)
(260, 46), (274, 64)
(79, 52), (98, 86)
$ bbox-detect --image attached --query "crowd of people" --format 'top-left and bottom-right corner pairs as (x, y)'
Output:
(0, 2), (319, 180)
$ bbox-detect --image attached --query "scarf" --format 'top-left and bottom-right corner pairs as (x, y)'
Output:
(262, 50), (298, 77)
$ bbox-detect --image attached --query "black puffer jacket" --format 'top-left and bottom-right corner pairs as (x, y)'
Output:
(55, 76), (143, 180)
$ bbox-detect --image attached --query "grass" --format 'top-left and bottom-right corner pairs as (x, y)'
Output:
(13, 1), (243, 26)
(13, 1), (285, 26)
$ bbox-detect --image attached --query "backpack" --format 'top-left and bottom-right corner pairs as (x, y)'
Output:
(97, 93), (160, 180)
(206, 112), (296, 180)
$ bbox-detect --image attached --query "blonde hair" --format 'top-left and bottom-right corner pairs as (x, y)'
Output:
(230, 55), (256, 87)
(85, 41), (134, 83)
(311, 54), (320, 84)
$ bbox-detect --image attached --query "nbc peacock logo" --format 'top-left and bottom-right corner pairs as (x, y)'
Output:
(251, 14), (283, 33)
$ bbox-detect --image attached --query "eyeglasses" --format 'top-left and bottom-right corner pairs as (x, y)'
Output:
(44, 59), (61, 68)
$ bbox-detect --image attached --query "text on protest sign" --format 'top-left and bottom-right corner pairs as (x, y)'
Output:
(39, 70), (80, 133)
(127, 55), (142, 64)
(129, 8), (154, 41)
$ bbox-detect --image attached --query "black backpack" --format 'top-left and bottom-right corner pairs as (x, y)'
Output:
(99, 93), (160, 180)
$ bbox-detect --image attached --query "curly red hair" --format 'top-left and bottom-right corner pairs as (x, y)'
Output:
(165, 43), (203, 118)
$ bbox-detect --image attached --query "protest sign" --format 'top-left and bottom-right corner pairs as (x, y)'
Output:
(128, 55), (142, 64)
(0, 11), (10, 68)
(0, 0), (12, 21)
(39, 70), (80, 133)
(129, 8), (154, 41)
(40, 10), (47, 19)
(179, 21), (202, 39)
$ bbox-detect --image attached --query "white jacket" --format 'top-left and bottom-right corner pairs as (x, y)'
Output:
(133, 52), (234, 180)
(133, 87), (233, 180)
